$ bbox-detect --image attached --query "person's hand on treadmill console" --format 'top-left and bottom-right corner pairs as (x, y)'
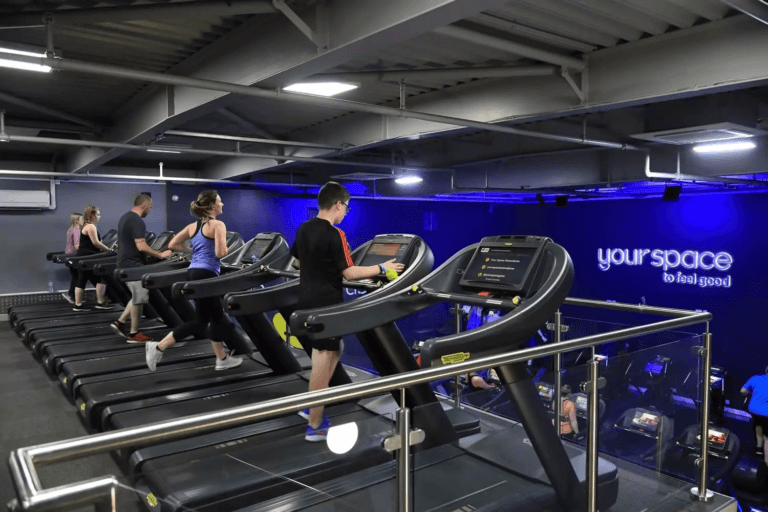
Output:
(159, 249), (173, 259)
(381, 258), (404, 273)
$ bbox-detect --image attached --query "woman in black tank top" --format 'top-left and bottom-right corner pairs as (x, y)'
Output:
(73, 205), (114, 311)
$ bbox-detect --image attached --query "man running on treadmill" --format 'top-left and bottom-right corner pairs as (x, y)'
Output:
(291, 182), (403, 442)
(742, 366), (768, 463)
(111, 194), (171, 342)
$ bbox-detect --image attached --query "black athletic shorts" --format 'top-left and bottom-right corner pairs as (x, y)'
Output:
(753, 413), (768, 432)
(312, 336), (342, 352)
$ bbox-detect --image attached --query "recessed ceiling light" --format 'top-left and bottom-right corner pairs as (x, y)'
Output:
(395, 176), (423, 185)
(283, 82), (358, 97)
(692, 141), (757, 153)
(0, 47), (51, 73)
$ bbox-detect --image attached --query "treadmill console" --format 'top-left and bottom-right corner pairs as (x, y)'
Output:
(356, 234), (418, 271)
(575, 395), (588, 412)
(459, 236), (548, 295)
(709, 365), (726, 390)
(239, 233), (279, 265)
(537, 382), (554, 402)
(628, 409), (661, 433)
(697, 427), (729, 451)
(644, 356), (670, 377)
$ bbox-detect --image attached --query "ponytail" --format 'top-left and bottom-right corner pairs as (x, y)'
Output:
(190, 190), (219, 219)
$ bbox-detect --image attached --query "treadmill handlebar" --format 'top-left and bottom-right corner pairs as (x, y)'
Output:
(80, 255), (117, 271)
(225, 279), (300, 315)
(63, 252), (113, 268)
(173, 263), (280, 299)
(140, 266), (190, 288)
(93, 261), (118, 276)
(52, 252), (76, 264)
(46, 251), (65, 261)
(116, 259), (188, 284)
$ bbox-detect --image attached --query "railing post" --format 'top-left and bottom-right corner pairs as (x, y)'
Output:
(454, 304), (463, 409)
(553, 310), (563, 435)
(397, 388), (412, 512)
(691, 324), (714, 502)
(586, 358), (600, 512)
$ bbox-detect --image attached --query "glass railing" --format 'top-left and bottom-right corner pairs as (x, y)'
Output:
(8, 299), (725, 512)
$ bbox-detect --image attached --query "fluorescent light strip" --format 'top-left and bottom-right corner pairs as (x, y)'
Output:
(283, 82), (358, 97)
(395, 176), (423, 185)
(692, 141), (757, 153)
(0, 48), (51, 73)
(146, 149), (182, 154)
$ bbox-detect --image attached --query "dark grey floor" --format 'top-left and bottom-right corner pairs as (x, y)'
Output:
(0, 323), (141, 512)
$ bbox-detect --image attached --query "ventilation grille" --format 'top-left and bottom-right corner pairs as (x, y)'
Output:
(1, 291), (95, 315)
(631, 123), (765, 145)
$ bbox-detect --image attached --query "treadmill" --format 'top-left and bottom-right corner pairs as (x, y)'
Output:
(70, 232), (304, 428)
(15, 232), (177, 345)
(270, 235), (620, 512)
(8, 229), (120, 331)
(6, 229), (119, 326)
(121, 234), (480, 512)
(43, 231), (246, 379)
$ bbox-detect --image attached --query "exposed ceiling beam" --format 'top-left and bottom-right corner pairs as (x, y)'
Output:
(61, 0), (514, 174)
(163, 130), (343, 150)
(0, 1), (277, 27)
(0, 91), (102, 132)
(4, 118), (100, 135)
(217, 108), (277, 140)
(201, 15), (768, 179)
(311, 65), (559, 82)
(433, 25), (585, 70)
(719, 0), (768, 25)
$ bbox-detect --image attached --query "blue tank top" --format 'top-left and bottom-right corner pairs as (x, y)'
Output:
(188, 220), (220, 275)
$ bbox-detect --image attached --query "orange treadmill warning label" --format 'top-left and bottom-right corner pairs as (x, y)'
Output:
(147, 493), (158, 507)
(441, 352), (470, 365)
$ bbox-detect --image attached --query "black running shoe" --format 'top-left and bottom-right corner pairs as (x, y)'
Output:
(72, 304), (91, 312)
(110, 320), (130, 338)
(94, 302), (114, 310)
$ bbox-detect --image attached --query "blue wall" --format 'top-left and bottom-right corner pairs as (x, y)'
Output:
(166, 185), (768, 394)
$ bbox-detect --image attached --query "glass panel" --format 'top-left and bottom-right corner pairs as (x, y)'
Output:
(120, 408), (395, 511)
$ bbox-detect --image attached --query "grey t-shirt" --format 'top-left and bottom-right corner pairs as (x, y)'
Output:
(117, 211), (146, 269)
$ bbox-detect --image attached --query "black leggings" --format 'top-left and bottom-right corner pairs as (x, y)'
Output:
(76, 268), (103, 289)
(68, 267), (78, 297)
(172, 268), (234, 343)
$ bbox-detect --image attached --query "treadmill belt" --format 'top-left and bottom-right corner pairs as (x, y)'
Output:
(58, 340), (213, 394)
(108, 374), (307, 430)
(76, 358), (273, 428)
(133, 409), (386, 512)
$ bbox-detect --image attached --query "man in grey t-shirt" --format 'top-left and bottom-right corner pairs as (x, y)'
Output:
(111, 194), (171, 342)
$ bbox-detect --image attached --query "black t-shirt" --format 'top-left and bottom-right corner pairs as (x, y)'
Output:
(290, 217), (354, 309)
(117, 211), (147, 269)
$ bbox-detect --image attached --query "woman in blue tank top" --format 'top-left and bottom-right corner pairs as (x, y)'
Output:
(145, 190), (242, 371)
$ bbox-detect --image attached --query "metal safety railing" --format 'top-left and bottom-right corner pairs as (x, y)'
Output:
(7, 298), (714, 512)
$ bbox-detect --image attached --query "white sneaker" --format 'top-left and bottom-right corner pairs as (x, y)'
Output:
(61, 292), (75, 304)
(215, 355), (243, 371)
(145, 342), (163, 372)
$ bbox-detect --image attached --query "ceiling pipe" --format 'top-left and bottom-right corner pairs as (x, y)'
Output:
(163, 130), (343, 151)
(643, 150), (768, 186)
(718, 0), (768, 26)
(0, 91), (102, 132)
(310, 65), (559, 82)
(4, 134), (451, 174)
(433, 25), (585, 71)
(0, 1), (276, 27)
(0, 169), (256, 185)
(0, 53), (639, 151)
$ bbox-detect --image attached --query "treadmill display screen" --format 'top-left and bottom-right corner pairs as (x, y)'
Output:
(709, 375), (723, 386)
(644, 356), (669, 375)
(632, 411), (660, 429)
(576, 395), (588, 410)
(464, 246), (537, 288)
(696, 429), (728, 449)
(594, 354), (608, 366)
(360, 243), (408, 267)
(538, 384), (554, 401)
(243, 239), (272, 262)
(152, 234), (173, 250)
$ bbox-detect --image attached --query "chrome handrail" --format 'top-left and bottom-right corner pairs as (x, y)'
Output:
(8, 298), (712, 511)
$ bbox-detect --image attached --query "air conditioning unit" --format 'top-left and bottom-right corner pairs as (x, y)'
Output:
(0, 189), (54, 209)
(631, 122), (765, 145)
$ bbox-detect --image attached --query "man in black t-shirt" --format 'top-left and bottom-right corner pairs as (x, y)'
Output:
(290, 182), (403, 442)
(111, 194), (171, 342)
